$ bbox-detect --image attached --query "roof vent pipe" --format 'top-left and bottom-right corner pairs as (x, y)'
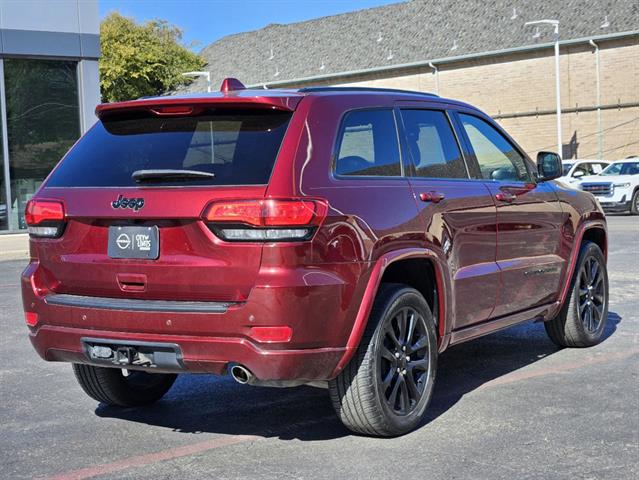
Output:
(428, 62), (440, 95)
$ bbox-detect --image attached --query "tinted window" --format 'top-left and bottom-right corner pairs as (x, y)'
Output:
(46, 110), (292, 187)
(459, 114), (530, 182)
(601, 162), (639, 176)
(335, 109), (401, 176)
(401, 109), (467, 179)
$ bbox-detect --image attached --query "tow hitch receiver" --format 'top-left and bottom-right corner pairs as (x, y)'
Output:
(114, 346), (151, 366)
(82, 337), (184, 371)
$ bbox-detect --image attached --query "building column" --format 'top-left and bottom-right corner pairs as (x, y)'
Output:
(77, 60), (101, 133)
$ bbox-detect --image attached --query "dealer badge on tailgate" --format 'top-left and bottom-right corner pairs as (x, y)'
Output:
(108, 226), (159, 260)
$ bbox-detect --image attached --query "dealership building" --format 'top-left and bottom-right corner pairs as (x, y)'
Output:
(0, 0), (100, 233)
(190, 0), (638, 164)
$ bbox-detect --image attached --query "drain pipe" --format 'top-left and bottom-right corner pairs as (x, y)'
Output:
(428, 62), (440, 95)
(589, 39), (604, 159)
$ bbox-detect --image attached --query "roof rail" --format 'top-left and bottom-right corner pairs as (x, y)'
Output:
(298, 86), (439, 97)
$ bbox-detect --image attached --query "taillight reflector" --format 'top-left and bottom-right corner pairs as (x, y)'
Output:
(24, 312), (39, 327)
(249, 326), (293, 343)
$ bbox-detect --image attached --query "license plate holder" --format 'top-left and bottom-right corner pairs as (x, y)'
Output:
(108, 225), (159, 260)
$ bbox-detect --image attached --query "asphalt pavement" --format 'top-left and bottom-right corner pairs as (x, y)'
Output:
(1, 215), (637, 480)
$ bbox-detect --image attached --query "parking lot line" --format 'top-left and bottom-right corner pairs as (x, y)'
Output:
(44, 434), (260, 480)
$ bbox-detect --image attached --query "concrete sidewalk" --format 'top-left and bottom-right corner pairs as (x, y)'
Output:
(0, 234), (28, 260)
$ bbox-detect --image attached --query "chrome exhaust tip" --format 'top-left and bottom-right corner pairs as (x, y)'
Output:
(230, 364), (253, 385)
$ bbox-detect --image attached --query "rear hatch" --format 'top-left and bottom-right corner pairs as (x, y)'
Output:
(30, 102), (295, 302)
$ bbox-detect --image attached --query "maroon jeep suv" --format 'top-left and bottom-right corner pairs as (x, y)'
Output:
(22, 80), (609, 436)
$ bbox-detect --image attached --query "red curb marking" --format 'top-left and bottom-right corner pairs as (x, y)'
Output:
(43, 434), (259, 480)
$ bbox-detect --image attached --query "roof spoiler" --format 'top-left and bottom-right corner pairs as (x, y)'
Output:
(95, 95), (300, 120)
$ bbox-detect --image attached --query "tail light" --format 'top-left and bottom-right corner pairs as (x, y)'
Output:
(24, 311), (39, 327)
(202, 198), (327, 242)
(24, 199), (66, 238)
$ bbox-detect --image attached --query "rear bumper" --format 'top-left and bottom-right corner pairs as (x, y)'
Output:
(30, 324), (345, 380)
(22, 260), (369, 381)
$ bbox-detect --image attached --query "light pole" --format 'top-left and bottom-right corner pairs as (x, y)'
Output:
(525, 19), (562, 157)
(182, 71), (211, 93)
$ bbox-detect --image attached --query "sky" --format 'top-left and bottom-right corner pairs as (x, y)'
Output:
(99, 0), (404, 51)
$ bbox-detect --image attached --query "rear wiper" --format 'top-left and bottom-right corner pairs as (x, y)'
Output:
(132, 169), (215, 183)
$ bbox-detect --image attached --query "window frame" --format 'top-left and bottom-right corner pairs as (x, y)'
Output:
(451, 109), (537, 184)
(331, 107), (405, 180)
(395, 107), (472, 181)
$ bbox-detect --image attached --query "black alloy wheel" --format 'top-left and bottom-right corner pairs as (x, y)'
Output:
(380, 306), (431, 415)
(577, 256), (606, 333)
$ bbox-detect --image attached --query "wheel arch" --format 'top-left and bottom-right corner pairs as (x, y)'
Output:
(330, 248), (449, 377)
(582, 226), (607, 259)
(631, 185), (639, 210)
(558, 220), (607, 307)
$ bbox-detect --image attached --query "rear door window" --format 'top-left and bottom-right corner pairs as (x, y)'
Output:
(334, 109), (401, 177)
(45, 109), (292, 187)
(400, 109), (468, 179)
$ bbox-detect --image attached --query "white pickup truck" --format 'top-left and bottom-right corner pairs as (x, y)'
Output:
(577, 158), (639, 214)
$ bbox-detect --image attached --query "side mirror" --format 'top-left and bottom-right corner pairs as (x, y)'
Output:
(572, 170), (585, 178)
(537, 151), (562, 181)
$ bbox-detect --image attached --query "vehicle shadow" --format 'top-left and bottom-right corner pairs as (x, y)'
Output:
(96, 312), (621, 440)
(420, 310), (621, 426)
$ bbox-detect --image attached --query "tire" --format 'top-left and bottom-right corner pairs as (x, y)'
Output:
(631, 189), (639, 215)
(72, 364), (177, 407)
(329, 283), (437, 437)
(545, 241), (609, 347)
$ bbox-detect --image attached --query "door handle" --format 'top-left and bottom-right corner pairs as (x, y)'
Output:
(419, 192), (445, 203)
(117, 273), (147, 292)
(495, 192), (517, 203)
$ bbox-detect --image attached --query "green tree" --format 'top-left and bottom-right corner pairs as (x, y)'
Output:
(100, 12), (206, 102)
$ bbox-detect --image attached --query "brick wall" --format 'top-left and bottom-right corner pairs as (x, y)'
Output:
(283, 36), (639, 160)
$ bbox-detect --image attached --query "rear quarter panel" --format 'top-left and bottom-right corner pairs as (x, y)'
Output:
(266, 94), (429, 346)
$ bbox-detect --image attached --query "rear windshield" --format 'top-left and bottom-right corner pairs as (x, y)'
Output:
(46, 109), (292, 187)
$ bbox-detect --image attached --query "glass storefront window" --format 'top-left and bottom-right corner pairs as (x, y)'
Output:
(4, 59), (80, 229)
